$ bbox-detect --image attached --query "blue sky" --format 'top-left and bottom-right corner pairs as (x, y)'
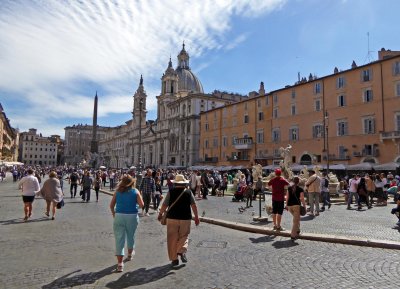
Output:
(0, 0), (399, 137)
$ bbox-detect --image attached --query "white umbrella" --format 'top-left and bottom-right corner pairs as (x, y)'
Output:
(130, 166), (136, 169)
(99, 165), (106, 169)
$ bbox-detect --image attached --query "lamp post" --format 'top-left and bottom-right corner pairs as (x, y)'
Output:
(325, 110), (330, 174)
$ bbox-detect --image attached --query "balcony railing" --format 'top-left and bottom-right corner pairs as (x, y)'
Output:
(233, 137), (253, 150)
(353, 150), (379, 157)
(204, 157), (218, 163)
(380, 131), (400, 141)
(227, 156), (250, 161)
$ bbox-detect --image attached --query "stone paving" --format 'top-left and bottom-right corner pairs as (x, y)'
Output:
(1, 175), (400, 288)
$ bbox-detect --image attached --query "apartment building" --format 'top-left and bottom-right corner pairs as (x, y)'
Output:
(0, 103), (18, 162)
(200, 48), (400, 168)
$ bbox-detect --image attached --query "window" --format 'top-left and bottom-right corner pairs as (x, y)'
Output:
(256, 130), (264, 144)
(396, 82), (400, 97)
(232, 136), (237, 145)
(312, 124), (324, 138)
(272, 128), (280, 142)
(222, 119), (227, 128)
(213, 138), (218, 148)
(205, 123), (209, 131)
(289, 127), (299, 141)
(232, 118), (237, 126)
(244, 115), (249, 124)
(265, 95), (269, 106)
(315, 99), (321, 111)
(291, 104), (296, 115)
(244, 102), (248, 110)
(273, 108), (278, 119)
(205, 140), (209, 149)
(362, 69), (371, 82)
(363, 117), (375, 134)
(363, 89), (373, 102)
(213, 120), (217, 130)
(337, 76), (345, 89)
(338, 146), (346, 159)
(314, 82), (321, 94)
(396, 114), (400, 131)
(291, 89), (296, 99)
(273, 93), (278, 104)
(258, 112), (264, 121)
(338, 95), (346, 107)
(232, 105), (237, 114)
(337, 120), (348, 136)
(257, 99), (261, 107)
(222, 136), (227, 147)
(393, 61), (400, 76)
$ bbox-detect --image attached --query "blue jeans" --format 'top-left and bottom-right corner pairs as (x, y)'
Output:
(113, 213), (139, 256)
(347, 191), (359, 206)
(322, 191), (330, 206)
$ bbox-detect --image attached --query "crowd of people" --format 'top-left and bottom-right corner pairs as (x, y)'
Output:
(3, 164), (400, 271)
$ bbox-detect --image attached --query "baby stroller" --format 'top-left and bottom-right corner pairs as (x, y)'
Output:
(232, 185), (246, 202)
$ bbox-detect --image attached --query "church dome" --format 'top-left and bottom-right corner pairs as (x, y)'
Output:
(176, 67), (204, 93)
(175, 43), (204, 94)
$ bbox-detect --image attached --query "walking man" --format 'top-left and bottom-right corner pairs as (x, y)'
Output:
(18, 168), (40, 221)
(139, 169), (156, 216)
(305, 170), (321, 216)
(69, 170), (79, 198)
(268, 168), (289, 231)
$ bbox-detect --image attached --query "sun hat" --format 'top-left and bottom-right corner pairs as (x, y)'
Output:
(274, 168), (282, 176)
(172, 174), (189, 184)
(119, 175), (136, 188)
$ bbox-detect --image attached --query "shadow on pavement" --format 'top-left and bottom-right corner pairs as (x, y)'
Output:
(0, 217), (49, 225)
(272, 239), (299, 249)
(105, 264), (176, 288)
(300, 215), (315, 221)
(42, 265), (115, 289)
(249, 235), (275, 243)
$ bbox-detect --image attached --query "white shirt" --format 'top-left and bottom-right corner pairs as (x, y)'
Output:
(19, 174), (40, 196)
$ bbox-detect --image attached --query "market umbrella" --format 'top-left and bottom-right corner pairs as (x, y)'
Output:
(373, 162), (400, 171)
(346, 162), (374, 171)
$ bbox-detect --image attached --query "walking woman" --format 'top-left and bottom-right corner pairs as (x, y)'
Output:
(93, 173), (102, 202)
(110, 175), (144, 272)
(285, 177), (307, 240)
(157, 174), (200, 266)
(36, 171), (64, 220)
(18, 168), (40, 221)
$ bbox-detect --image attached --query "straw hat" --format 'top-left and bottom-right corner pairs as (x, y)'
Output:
(172, 174), (189, 184)
(119, 175), (136, 188)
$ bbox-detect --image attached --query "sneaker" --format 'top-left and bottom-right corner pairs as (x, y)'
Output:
(171, 259), (179, 266)
(347, 206), (351, 210)
(273, 225), (277, 230)
(320, 207), (325, 212)
(328, 203), (331, 209)
(178, 253), (187, 263)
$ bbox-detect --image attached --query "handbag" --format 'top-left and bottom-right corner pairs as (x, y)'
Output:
(291, 185), (306, 216)
(56, 199), (65, 209)
(160, 189), (188, 225)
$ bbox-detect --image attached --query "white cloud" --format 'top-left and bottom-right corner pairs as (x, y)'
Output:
(0, 0), (285, 135)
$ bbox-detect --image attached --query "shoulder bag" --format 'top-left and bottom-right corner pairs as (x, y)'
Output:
(160, 189), (188, 225)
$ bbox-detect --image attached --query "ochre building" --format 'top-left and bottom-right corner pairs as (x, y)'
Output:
(199, 48), (400, 168)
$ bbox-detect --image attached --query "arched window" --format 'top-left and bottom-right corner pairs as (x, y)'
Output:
(300, 154), (312, 165)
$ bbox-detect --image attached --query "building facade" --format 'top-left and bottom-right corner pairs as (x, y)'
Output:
(64, 124), (109, 166)
(200, 48), (400, 168)
(0, 104), (18, 162)
(98, 44), (247, 169)
(18, 129), (58, 166)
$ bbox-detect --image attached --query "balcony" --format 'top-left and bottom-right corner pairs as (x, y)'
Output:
(353, 150), (379, 157)
(380, 131), (400, 141)
(227, 156), (250, 161)
(323, 154), (350, 161)
(254, 154), (275, 160)
(233, 137), (253, 150)
(204, 157), (218, 163)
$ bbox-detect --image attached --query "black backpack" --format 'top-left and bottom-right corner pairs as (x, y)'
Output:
(70, 173), (77, 182)
(324, 178), (329, 188)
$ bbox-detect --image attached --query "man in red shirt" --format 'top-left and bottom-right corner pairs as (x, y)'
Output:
(268, 168), (289, 230)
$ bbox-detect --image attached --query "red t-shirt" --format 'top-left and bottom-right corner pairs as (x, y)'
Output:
(268, 177), (289, 201)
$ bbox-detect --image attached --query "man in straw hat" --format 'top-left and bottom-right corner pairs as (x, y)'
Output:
(158, 174), (200, 267)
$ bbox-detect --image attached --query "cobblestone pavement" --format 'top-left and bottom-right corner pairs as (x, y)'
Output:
(1, 175), (400, 289)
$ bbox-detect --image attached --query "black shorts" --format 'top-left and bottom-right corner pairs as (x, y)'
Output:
(272, 200), (284, 215)
(22, 195), (35, 203)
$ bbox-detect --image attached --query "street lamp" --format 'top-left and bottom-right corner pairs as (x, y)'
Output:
(324, 110), (330, 174)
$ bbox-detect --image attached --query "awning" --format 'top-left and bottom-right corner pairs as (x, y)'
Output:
(346, 162), (374, 171)
(373, 162), (400, 171)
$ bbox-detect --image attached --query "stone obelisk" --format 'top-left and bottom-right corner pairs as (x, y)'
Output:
(90, 92), (98, 165)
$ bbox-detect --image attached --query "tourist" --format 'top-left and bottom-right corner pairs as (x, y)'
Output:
(320, 172), (331, 211)
(347, 174), (360, 210)
(374, 174), (386, 205)
(357, 177), (371, 210)
(285, 176), (306, 240)
(110, 175), (144, 272)
(139, 169), (156, 216)
(80, 171), (93, 202)
(305, 170), (321, 216)
(36, 171), (63, 220)
(153, 177), (162, 212)
(157, 174), (200, 266)
(93, 173), (102, 202)
(365, 173), (376, 205)
(69, 170), (79, 198)
(268, 168), (289, 231)
(18, 168), (40, 221)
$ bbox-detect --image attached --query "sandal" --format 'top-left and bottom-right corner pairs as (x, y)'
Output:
(117, 263), (124, 272)
(126, 250), (135, 261)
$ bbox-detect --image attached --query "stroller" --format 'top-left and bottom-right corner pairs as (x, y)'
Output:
(232, 185), (246, 202)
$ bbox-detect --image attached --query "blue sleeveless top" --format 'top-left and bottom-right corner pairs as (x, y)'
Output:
(115, 188), (139, 214)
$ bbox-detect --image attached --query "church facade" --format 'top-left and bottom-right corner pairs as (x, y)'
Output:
(98, 44), (247, 169)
